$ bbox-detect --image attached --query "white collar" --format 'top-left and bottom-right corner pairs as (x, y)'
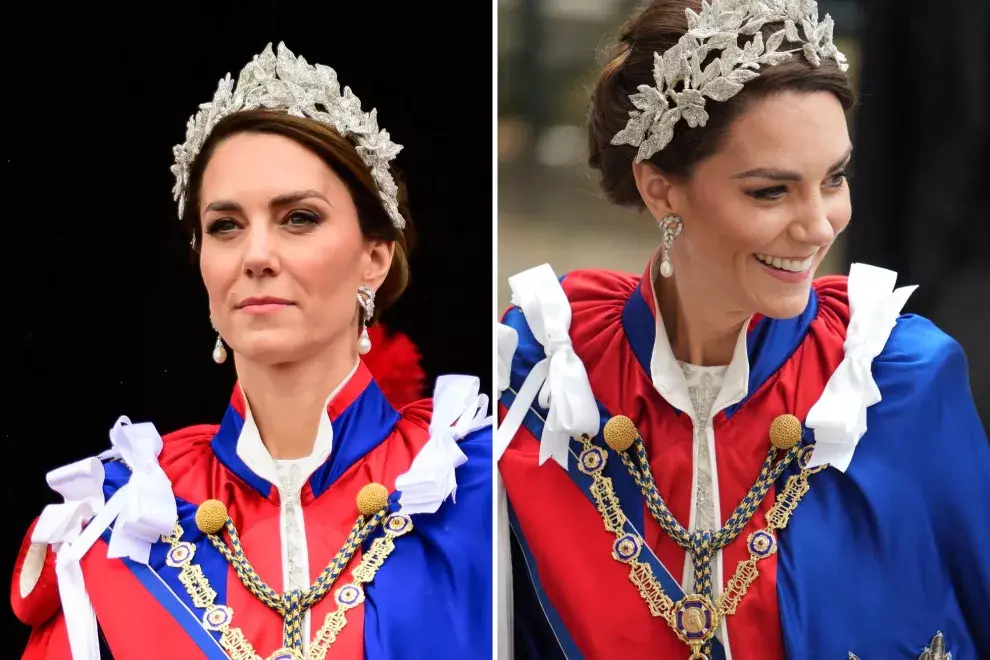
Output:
(235, 360), (360, 488)
(647, 254), (752, 419)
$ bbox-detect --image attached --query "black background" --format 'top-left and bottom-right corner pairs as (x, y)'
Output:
(2, 2), (493, 647)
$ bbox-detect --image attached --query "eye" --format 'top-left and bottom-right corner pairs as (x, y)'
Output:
(825, 169), (849, 189)
(205, 218), (240, 235)
(747, 185), (787, 201)
(282, 209), (321, 227)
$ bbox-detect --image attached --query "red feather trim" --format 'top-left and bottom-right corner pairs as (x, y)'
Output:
(363, 324), (426, 408)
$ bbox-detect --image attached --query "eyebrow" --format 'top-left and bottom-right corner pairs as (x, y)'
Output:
(731, 146), (853, 182)
(203, 189), (330, 214)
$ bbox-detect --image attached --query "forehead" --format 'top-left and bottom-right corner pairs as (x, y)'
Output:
(200, 132), (348, 203)
(716, 90), (850, 168)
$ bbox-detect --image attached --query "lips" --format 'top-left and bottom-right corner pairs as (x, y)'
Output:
(237, 297), (293, 308)
(755, 253), (814, 273)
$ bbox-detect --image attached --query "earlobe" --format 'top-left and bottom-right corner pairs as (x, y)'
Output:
(632, 161), (676, 218)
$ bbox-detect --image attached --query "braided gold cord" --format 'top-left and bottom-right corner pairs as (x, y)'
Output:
(714, 462), (822, 616)
(577, 430), (825, 660)
(161, 506), (407, 660)
(575, 435), (677, 620)
(306, 514), (413, 659)
(501, 387), (824, 660)
(621, 431), (800, 604)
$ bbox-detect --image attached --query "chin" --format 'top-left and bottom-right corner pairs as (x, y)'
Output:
(231, 330), (309, 366)
(753, 286), (813, 320)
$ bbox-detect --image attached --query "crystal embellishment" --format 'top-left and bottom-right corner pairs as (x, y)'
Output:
(611, 0), (849, 162)
(171, 42), (405, 229)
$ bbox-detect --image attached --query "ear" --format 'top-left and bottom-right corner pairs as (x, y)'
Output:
(632, 161), (678, 219)
(362, 239), (395, 290)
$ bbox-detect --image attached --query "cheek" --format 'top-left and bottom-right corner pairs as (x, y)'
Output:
(199, 250), (239, 300)
(827, 192), (853, 233)
(697, 207), (779, 257)
(686, 188), (776, 254)
(289, 234), (366, 300)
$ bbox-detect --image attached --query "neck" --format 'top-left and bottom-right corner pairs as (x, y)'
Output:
(655, 265), (749, 367)
(235, 344), (358, 460)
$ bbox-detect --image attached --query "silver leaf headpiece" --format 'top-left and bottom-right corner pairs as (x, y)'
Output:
(171, 42), (405, 229)
(611, 0), (849, 162)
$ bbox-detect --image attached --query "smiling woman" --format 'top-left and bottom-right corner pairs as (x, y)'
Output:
(11, 43), (492, 660)
(496, 0), (989, 658)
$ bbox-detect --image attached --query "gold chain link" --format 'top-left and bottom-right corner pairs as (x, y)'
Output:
(576, 434), (825, 659)
(160, 512), (413, 660)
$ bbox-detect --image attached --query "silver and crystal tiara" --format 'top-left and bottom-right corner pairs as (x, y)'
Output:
(171, 42), (405, 229)
(611, 0), (848, 162)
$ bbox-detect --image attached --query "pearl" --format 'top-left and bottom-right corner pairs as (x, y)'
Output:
(358, 329), (372, 355)
(212, 337), (227, 364)
(660, 259), (674, 278)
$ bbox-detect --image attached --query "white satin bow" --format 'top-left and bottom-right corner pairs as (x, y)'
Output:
(805, 263), (917, 471)
(495, 264), (599, 469)
(396, 375), (491, 514)
(31, 457), (107, 660)
(95, 417), (177, 563)
(30, 417), (177, 660)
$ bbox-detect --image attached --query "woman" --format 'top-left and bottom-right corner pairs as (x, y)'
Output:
(496, 1), (989, 659)
(12, 43), (492, 660)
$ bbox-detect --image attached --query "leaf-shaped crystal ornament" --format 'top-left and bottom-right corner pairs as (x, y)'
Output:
(611, 0), (849, 162)
(171, 42), (405, 229)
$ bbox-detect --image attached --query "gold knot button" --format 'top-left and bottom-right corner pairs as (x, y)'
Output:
(195, 499), (228, 535)
(356, 483), (389, 516)
(769, 414), (802, 450)
(603, 415), (638, 452)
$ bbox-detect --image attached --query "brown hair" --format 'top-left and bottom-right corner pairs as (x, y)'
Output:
(588, 0), (855, 208)
(179, 109), (414, 319)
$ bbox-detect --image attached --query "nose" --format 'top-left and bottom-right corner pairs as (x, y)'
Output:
(788, 193), (836, 247)
(242, 224), (281, 279)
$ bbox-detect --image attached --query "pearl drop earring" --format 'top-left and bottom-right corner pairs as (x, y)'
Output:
(358, 328), (372, 355)
(210, 318), (227, 364)
(212, 335), (227, 364)
(357, 285), (376, 355)
(658, 214), (683, 278)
